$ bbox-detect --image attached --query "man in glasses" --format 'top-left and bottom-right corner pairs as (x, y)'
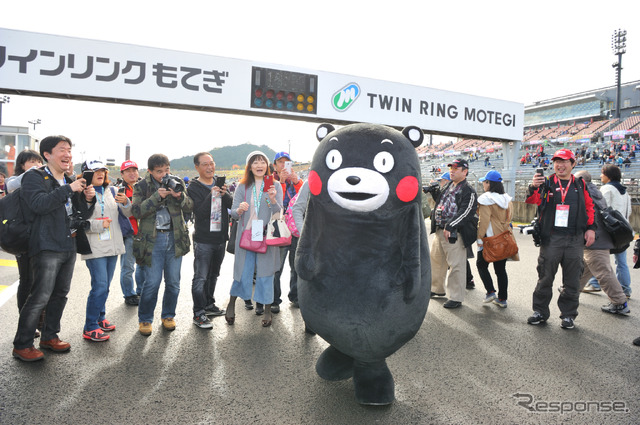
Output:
(428, 158), (478, 309)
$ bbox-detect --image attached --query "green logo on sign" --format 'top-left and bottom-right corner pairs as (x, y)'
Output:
(332, 83), (360, 112)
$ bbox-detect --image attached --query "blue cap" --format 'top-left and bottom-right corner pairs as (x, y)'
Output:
(274, 151), (291, 161)
(438, 172), (451, 181)
(183, 176), (190, 182)
(479, 170), (502, 182)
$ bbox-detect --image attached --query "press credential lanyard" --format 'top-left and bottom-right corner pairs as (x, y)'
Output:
(44, 166), (73, 216)
(554, 175), (571, 228)
(251, 181), (265, 241)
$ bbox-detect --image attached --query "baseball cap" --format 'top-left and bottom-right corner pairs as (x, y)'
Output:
(479, 170), (502, 182)
(274, 151), (291, 162)
(81, 159), (107, 172)
(447, 158), (469, 169)
(120, 160), (138, 172)
(551, 149), (576, 163)
(246, 150), (269, 165)
(438, 172), (451, 181)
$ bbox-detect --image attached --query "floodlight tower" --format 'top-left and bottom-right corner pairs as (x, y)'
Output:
(611, 29), (627, 119)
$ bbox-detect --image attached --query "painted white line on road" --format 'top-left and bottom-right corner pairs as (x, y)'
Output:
(0, 280), (19, 308)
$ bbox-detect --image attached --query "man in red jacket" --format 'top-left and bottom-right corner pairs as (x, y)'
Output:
(525, 149), (596, 330)
(270, 152), (303, 313)
(119, 160), (143, 305)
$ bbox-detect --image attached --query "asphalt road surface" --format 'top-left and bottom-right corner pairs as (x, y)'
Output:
(0, 226), (638, 424)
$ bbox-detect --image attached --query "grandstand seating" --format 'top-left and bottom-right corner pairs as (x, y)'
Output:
(611, 115), (640, 132)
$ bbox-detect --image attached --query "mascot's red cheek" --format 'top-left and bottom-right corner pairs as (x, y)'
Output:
(309, 170), (322, 196)
(396, 176), (419, 202)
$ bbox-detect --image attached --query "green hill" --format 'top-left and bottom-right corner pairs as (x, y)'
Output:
(170, 144), (277, 170)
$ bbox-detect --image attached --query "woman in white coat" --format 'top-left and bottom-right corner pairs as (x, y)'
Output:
(599, 164), (632, 297)
(81, 160), (132, 342)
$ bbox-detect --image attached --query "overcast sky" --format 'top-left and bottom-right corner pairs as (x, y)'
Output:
(2, 0), (638, 167)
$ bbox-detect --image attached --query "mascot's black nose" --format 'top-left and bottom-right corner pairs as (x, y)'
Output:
(346, 176), (361, 185)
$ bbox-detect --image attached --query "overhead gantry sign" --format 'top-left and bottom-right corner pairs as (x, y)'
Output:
(0, 28), (523, 142)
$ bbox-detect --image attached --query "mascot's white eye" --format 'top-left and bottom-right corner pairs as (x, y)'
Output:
(326, 149), (343, 170)
(373, 152), (394, 173)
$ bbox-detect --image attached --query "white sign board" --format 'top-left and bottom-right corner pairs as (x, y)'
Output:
(0, 28), (523, 141)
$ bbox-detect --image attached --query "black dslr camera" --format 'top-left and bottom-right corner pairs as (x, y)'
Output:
(69, 213), (90, 233)
(422, 182), (439, 194)
(523, 219), (542, 246)
(448, 229), (458, 244)
(161, 174), (184, 192)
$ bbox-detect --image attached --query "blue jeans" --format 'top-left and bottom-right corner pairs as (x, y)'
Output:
(13, 250), (76, 349)
(587, 251), (631, 295)
(230, 250), (274, 305)
(192, 241), (226, 316)
(120, 236), (144, 297)
(138, 232), (182, 323)
(85, 256), (118, 331)
(273, 236), (299, 305)
(614, 250), (631, 295)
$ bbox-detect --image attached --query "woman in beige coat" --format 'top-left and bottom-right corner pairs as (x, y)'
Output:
(476, 170), (518, 308)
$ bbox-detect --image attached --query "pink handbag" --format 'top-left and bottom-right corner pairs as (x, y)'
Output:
(239, 228), (267, 253)
(237, 186), (267, 253)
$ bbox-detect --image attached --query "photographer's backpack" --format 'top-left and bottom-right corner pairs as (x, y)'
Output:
(0, 187), (30, 255)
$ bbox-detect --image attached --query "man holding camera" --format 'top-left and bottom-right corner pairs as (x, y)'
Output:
(12, 136), (90, 361)
(429, 158), (478, 309)
(525, 149), (596, 330)
(187, 152), (232, 329)
(132, 154), (193, 336)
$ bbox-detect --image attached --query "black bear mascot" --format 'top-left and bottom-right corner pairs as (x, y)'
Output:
(295, 123), (431, 405)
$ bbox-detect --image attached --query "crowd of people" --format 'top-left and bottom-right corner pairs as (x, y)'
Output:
(425, 149), (637, 340)
(6, 135), (639, 362)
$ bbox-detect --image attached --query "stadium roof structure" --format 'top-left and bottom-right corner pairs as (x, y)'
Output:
(525, 80), (640, 128)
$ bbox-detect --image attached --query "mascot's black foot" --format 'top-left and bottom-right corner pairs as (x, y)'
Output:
(353, 360), (395, 406)
(316, 346), (354, 381)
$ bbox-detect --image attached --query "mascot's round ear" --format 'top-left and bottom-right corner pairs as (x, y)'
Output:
(316, 124), (335, 142)
(402, 126), (424, 148)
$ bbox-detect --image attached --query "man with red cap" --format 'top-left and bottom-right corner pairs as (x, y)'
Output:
(526, 148), (596, 330)
(119, 160), (143, 305)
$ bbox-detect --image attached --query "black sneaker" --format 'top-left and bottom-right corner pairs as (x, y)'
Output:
(527, 311), (547, 325)
(466, 280), (475, 289)
(204, 305), (226, 316)
(271, 305), (280, 314)
(193, 314), (213, 329)
(560, 317), (575, 330)
(443, 300), (462, 309)
(255, 304), (264, 316)
(244, 300), (254, 310)
(124, 295), (140, 306)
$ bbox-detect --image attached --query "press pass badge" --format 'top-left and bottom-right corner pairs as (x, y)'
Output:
(555, 204), (569, 227)
(251, 219), (264, 241)
(97, 217), (112, 241)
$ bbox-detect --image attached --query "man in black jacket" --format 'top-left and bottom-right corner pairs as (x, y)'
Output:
(188, 153), (233, 329)
(525, 149), (596, 330)
(429, 158), (478, 309)
(12, 135), (89, 362)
